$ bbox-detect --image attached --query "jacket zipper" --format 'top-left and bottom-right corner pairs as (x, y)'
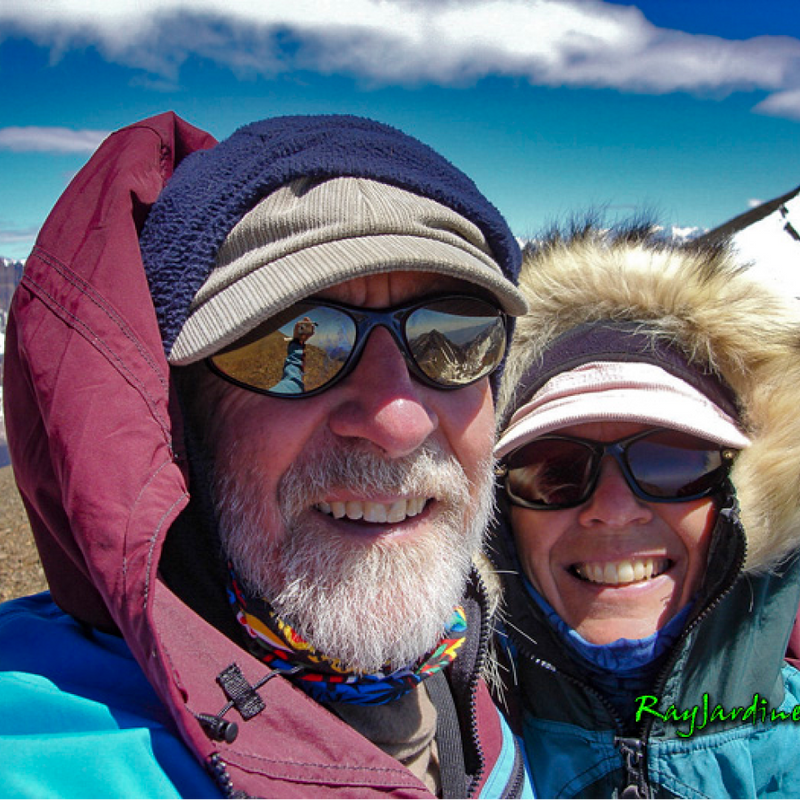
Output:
(501, 742), (527, 799)
(616, 738), (649, 798)
(612, 537), (744, 798)
(632, 506), (747, 742)
(470, 596), (527, 800)
(466, 569), (491, 797)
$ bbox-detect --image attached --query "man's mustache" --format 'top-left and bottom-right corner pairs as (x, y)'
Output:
(278, 441), (470, 516)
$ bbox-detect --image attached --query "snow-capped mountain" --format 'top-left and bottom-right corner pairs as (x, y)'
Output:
(0, 257), (24, 357)
(697, 185), (800, 300)
(0, 257), (23, 468)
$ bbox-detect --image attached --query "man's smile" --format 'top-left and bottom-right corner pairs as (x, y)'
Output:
(315, 497), (430, 523)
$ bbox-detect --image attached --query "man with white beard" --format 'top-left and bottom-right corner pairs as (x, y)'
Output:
(0, 113), (532, 798)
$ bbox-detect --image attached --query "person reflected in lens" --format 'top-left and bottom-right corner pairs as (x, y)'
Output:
(273, 317), (317, 394)
(490, 222), (800, 799)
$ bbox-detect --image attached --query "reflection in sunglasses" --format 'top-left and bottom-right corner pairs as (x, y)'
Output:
(208, 295), (506, 398)
(409, 313), (506, 385)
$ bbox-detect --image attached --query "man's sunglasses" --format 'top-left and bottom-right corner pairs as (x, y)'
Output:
(207, 295), (507, 398)
(502, 428), (736, 510)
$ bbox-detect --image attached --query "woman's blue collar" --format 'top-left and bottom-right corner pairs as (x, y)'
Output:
(523, 576), (691, 674)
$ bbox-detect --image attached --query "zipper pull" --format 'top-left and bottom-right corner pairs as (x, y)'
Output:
(615, 737), (650, 798)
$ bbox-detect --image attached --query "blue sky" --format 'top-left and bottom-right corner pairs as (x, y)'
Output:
(1, 0), (799, 261)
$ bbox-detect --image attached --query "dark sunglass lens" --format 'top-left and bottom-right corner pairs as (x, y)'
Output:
(405, 298), (506, 386)
(507, 439), (596, 507)
(626, 431), (725, 499)
(209, 303), (356, 395)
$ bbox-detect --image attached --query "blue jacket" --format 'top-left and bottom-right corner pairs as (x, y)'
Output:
(1, 592), (531, 798)
(498, 529), (800, 797)
(0, 593), (218, 798)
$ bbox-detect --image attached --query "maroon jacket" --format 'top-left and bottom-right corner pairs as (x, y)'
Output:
(4, 112), (520, 798)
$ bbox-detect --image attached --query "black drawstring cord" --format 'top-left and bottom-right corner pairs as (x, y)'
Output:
(196, 663), (303, 743)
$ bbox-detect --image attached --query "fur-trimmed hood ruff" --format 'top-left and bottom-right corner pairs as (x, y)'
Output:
(498, 227), (800, 574)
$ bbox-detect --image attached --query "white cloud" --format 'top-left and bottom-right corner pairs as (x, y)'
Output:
(668, 225), (705, 241)
(3, 0), (800, 114)
(0, 127), (109, 153)
(748, 198), (765, 209)
(753, 89), (800, 121)
(0, 225), (38, 261)
(651, 224), (705, 241)
(0, 225), (38, 244)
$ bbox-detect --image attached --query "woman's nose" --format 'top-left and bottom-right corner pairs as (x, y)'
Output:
(577, 457), (654, 528)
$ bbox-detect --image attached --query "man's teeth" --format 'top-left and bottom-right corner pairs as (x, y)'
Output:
(573, 558), (670, 586)
(315, 497), (427, 523)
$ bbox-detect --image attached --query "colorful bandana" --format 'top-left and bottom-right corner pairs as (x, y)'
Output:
(228, 568), (467, 705)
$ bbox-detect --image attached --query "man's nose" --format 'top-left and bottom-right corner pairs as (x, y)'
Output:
(577, 457), (653, 528)
(326, 327), (439, 458)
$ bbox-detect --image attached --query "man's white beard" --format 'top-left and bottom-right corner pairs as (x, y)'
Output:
(213, 441), (495, 675)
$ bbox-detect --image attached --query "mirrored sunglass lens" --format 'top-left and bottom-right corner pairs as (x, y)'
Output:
(626, 431), (724, 498)
(405, 298), (505, 386)
(210, 303), (356, 395)
(507, 440), (596, 506)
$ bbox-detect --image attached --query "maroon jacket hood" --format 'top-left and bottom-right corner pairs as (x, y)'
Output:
(3, 113), (509, 797)
(5, 113), (213, 634)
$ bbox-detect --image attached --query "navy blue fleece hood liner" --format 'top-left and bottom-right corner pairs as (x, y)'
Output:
(140, 114), (521, 356)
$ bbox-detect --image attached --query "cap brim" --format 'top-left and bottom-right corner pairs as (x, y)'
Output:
(169, 234), (528, 364)
(496, 365), (750, 459)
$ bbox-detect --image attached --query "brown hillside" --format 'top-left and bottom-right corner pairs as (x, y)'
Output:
(0, 465), (45, 602)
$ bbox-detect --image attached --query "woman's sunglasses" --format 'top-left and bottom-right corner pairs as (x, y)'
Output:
(207, 295), (507, 398)
(502, 428), (736, 510)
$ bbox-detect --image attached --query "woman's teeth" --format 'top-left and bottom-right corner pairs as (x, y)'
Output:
(315, 497), (427, 523)
(573, 558), (671, 586)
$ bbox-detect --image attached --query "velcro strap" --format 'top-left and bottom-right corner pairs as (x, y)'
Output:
(217, 663), (266, 720)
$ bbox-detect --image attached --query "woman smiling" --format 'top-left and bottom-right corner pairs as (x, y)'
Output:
(492, 224), (800, 798)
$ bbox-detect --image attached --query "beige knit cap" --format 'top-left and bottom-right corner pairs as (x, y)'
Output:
(169, 176), (528, 364)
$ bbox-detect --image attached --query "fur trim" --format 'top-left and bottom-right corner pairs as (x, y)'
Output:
(499, 227), (800, 573)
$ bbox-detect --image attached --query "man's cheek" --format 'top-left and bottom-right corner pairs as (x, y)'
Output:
(456, 407), (496, 483)
(447, 376), (493, 421)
